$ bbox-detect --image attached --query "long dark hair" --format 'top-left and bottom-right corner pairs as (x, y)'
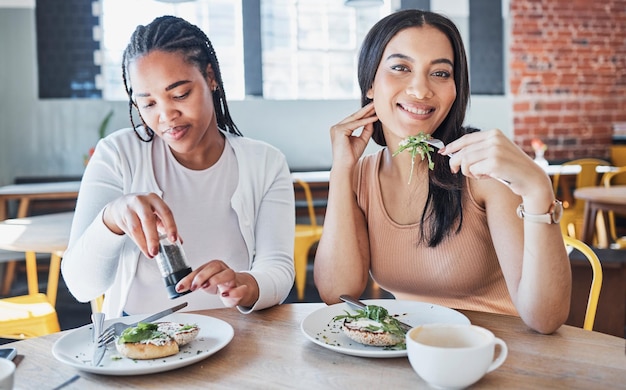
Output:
(358, 10), (471, 247)
(121, 15), (242, 142)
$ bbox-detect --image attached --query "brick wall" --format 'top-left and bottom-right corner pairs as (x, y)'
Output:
(509, 0), (626, 162)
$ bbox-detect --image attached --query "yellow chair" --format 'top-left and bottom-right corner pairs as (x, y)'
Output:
(552, 159), (611, 240)
(91, 294), (104, 314)
(293, 179), (324, 301)
(0, 250), (61, 339)
(600, 167), (626, 249)
(563, 235), (603, 331)
(610, 145), (626, 183)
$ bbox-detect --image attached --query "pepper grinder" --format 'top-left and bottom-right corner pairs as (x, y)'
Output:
(156, 234), (193, 299)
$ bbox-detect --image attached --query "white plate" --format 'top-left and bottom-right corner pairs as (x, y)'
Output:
(301, 299), (470, 358)
(52, 313), (233, 375)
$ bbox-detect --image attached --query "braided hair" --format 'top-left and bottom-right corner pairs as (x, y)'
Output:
(121, 15), (242, 142)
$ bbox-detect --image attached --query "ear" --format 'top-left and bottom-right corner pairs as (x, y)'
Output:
(366, 86), (374, 100)
(205, 64), (217, 91)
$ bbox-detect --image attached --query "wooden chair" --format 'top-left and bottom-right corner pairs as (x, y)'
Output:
(610, 145), (626, 183)
(91, 294), (104, 314)
(600, 167), (626, 249)
(0, 249), (25, 293)
(552, 159), (611, 241)
(563, 235), (603, 331)
(0, 212), (72, 339)
(293, 179), (324, 301)
(0, 250), (62, 339)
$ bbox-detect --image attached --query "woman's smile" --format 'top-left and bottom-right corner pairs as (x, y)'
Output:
(397, 102), (436, 117)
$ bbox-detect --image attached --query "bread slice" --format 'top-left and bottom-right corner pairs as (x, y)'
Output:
(341, 318), (404, 346)
(156, 322), (200, 346)
(115, 335), (179, 360)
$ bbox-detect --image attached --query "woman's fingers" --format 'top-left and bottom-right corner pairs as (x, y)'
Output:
(336, 102), (376, 125)
(218, 284), (248, 307)
(176, 260), (232, 292)
(174, 260), (249, 307)
(146, 195), (179, 252)
(331, 103), (377, 136)
(329, 103), (378, 168)
(103, 193), (178, 257)
(446, 129), (545, 192)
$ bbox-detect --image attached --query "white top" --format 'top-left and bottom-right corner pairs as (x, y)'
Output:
(125, 140), (248, 314)
(61, 128), (295, 317)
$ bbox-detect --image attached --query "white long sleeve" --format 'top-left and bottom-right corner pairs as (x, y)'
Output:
(61, 129), (295, 317)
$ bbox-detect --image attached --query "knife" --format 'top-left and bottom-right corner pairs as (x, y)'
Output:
(91, 312), (105, 367)
(339, 295), (413, 333)
(132, 301), (189, 326)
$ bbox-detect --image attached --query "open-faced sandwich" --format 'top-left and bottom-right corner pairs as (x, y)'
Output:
(115, 321), (200, 360)
(333, 305), (406, 348)
(156, 321), (200, 346)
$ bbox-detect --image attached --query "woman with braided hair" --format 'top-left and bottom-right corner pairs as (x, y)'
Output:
(62, 16), (295, 317)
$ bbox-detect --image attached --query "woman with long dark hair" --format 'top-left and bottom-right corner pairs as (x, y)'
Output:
(315, 10), (571, 334)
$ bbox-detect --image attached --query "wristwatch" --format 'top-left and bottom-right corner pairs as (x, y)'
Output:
(516, 200), (563, 224)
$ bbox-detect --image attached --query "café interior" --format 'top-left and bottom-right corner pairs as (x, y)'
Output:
(0, 0), (625, 388)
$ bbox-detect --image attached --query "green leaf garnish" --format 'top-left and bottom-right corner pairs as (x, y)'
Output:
(333, 304), (407, 346)
(118, 322), (165, 343)
(392, 132), (435, 184)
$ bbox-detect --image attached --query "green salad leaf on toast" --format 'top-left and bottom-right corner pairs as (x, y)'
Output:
(118, 322), (165, 344)
(333, 304), (406, 348)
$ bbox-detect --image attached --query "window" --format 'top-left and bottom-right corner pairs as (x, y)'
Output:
(99, 0), (391, 101)
(35, 0), (101, 98)
(260, 0), (392, 99)
(100, 0), (244, 100)
(38, 0), (503, 100)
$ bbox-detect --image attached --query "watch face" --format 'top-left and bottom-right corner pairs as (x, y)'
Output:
(552, 200), (563, 223)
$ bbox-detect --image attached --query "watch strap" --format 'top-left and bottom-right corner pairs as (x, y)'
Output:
(516, 200), (563, 224)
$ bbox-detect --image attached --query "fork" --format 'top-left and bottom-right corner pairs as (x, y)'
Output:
(97, 302), (188, 346)
(425, 138), (511, 186)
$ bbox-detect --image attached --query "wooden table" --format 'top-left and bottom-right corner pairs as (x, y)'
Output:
(0, 181), (80, 221)
(574, 185), (626, 245)
(547, 164), (616, 208)
(544, 164), (614, 177)
(0, 181), (79, 294)
(291, 170), (330, 184)
(4, 303), (625, 389)
(0, 212), (73, 306)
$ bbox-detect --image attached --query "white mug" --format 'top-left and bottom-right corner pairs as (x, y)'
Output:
(0, 358), (15, 390)
(406, 324), (508, 389)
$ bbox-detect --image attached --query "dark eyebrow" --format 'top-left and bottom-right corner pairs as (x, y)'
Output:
(134, 80), (191, 98)
(385, 53), (453, 67)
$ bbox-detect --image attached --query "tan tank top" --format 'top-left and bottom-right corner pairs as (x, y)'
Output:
(356, 150), (518, 316)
